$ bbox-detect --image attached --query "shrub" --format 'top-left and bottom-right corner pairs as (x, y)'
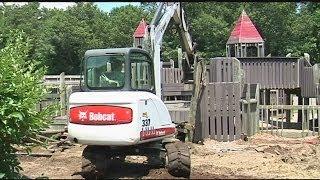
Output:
(0, 30), (54, 178)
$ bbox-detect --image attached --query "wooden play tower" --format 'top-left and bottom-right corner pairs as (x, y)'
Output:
(226, 10), (265, 58)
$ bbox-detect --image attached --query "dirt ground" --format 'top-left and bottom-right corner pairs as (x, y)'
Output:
(18, 133), (320, 179)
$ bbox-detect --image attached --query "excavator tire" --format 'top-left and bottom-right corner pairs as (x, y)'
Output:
(110, 155), (126, 166)
(165, 141), (191, 178)
(81, 146), (107, 179)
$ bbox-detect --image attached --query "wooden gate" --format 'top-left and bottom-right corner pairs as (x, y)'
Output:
(199, 82), (242, 142)
(194, 57), (260, 142)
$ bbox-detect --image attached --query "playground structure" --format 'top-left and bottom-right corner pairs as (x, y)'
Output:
(39, 9), (320, 142)
(40, 54), (320, 141)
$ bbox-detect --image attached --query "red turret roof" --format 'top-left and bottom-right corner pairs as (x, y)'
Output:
(133, 19), (148, 38)
(227, 10), (264, 44)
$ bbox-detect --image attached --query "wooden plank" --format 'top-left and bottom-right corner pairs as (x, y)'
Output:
(247, 84), (253, 136)
(268, 61), (272, 89)
(251, 61), (255, 83)
(235, 83), (241, 139)
(258, 62), (262, 86)
(230, 59), (234, 82)
(222, 59), (226, 81)
(164, 68), (168, 83)
(209, 83), (216, 139)
(248, 62), (251, 84)
(222, 83), (228, 141)
(275, 61), (279, 88)
(210, 61), (214, 82)
(202, 86), (209, 138)
(162, 84), (184, 91)
(173, 69), (177, 83)
(253, 62), (257, 84)
(285, 62), (294, 89)
(260, 62), (264, 87)
(228, 83), (235, 141)
(241, 93), (247, 135)
(253, 62), (256, 83)
(259, 105), (320, 109)
(161, 68), (164, 84)
(176, 111), (181, 124)
(216, 83), (223, 141)
(227, 59), (232, 82)
(260, 62), (264, 88)
(302, 98), (306, 137)
(291, 61), (295, 88)
(279, 61), (283, 88)
(221, 59), (225, 81)
(285, 62), (289, 88)
(317, 108), (320, 136)
(217, 60), (222, 82)
(271, 61), (275, 88)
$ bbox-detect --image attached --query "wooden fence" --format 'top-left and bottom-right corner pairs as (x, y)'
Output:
(168, 107), (190, 124)
(195, 82), (260, 142)
(299, 59), (318, 97)
(207, 57), (243, 83)
(238, 57), (299, 89)
(258, 105), (320, 137)
(194, 57), (260, 142)
(199, 82), (242, 141)
(41, 57), (320, 141)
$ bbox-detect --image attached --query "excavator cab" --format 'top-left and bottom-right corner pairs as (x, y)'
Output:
(82, 48), (155, 94)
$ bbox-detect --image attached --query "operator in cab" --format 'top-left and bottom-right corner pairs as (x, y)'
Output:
(99, 59), (124, 88)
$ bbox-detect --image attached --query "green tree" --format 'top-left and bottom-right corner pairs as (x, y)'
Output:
(42, 3), (109, 74)
(289, 2), (320, 63)
(182, 2), (240, 58)
(0, 2), (49, 62)
(108, 5), (150, 48)
(241, 2), (297, 56)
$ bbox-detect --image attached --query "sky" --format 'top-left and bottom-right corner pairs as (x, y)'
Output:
(2, 2), (141, 12)
(95, 2), (141, 12)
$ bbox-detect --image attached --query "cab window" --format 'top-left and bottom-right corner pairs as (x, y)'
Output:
(130, 52), (154, 91)
(86, 54), (125, 89)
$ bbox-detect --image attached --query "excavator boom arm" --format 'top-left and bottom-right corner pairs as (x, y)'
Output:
(135, 2), (195, 98)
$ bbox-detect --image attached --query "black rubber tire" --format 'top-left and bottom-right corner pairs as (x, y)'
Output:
(81, 146), (107, 179)
(165, 141), (191, 178)
(110, 155), (126, 166)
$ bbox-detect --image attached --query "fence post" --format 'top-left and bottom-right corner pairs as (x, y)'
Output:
(246, 84), (252, 136)
(170, 59), (174, 68)
(60, 72), (66, 116)
(254, 84), (260, 134)
(178, 48), (182, 69)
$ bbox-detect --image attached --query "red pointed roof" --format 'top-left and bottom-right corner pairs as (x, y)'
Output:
(227, 10), (264, 44)
(133, 19), (148, 38)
